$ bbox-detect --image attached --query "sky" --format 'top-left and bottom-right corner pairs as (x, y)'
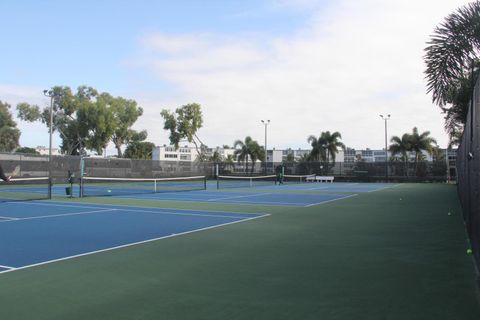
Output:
(0, 0), (472, 154)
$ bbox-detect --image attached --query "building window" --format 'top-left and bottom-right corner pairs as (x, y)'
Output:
(165, 154), (178, 158)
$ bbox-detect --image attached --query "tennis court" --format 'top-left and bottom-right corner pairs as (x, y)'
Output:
(0, 181), (479, 319)
(0, 201), (267, 273)
(46, 179), (393, 207)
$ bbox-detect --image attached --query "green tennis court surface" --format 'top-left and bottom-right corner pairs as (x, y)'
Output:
(0, 183), (479, 319)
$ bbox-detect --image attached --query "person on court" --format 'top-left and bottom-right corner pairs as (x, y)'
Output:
(275, 164), (284, 185)
(0, 163), (11, 182)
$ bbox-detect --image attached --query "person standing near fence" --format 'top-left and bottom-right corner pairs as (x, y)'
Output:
(275, 164), (284, 185)
(0, 163), (11, 182)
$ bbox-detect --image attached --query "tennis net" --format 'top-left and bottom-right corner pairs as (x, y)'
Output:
(0, 177), (51, 202)
(217, 175), (276, 189)
(80, 176), (207, 197)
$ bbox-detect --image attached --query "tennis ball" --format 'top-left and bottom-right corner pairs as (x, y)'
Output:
(467, 249), (473, 254)
(447, 212), (452, 216)
(107, 190), (112, 193)
(399, 198), (402, 200)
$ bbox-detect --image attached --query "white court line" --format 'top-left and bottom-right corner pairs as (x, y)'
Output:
(0, 209), (117, 223)
(0, 207), (255, 222)
(207, 193), (272, 201)
(304, 194), (358, 207)
(8, 200), (264, 217)
(0, 264), (15, 270)
(0, 216), (19, 221)
(0, 213), (270, 275)
(367, 184), (401, 193)
(304, 186), (329, 190)
(113, 208), (255, 219)
(207, 199), (305, 206)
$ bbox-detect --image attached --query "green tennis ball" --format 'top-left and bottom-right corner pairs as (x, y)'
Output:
(107, 190), (112, 193)
(447, 212), (452, 216)
(467, 249), (473, 254)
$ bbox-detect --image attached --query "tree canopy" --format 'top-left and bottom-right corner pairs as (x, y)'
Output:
(160, 103), (205, 154)
(0, 100), (21, 152)
(424, 1), (480, 142)
(233, 136), (264, 173)
(390, 128), (437, 159)
(16, 86), (143, 156)
(15, 147), (40, 155)
(307, 131), (345, 163)
(124, 130), (154, 159)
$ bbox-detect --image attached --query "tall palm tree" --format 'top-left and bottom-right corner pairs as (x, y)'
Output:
(389, 133), (411, 176)
(424, 2), (480, 138)
(249, 142), (265, 174)
(322, 131), (345, 164)
(209, 150), (223, 163)
(389, 134), (411, 161)
(298, 152), (311, 162)
(308, 131), (344, 173)
(409, 127), (437, 159)
(223, 154), (235, 172)
(307, 135), (326, 162)
(233, 136), (263, 174)
(408, 127), (437, 173)
(234, 137), (252, 173)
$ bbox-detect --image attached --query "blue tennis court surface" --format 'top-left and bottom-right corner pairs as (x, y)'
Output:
(97, 190), (357, 207)
(46, 182), (393, 206)
(0, 201), (267, 273)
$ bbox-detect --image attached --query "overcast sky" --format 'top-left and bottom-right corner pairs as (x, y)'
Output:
(0, 0), (471, 154)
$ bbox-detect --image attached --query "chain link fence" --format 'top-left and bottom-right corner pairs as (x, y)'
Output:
(0, 152), (448, 182)
(457, 76), (480, 280)
(217, 160), (447, 182)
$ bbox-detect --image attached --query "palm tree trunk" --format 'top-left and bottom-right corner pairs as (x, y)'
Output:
(414, 152), (418, 176)
(326, 150), (330, 174)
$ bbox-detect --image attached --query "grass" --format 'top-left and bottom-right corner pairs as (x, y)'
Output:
(0, 183), (479, 319)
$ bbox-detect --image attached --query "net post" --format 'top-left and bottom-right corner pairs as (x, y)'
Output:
(217, 175), (220, 189)
(79, 177), (83, 198)
(204, 176), (207, 190)
(154, 179), (157, 193)
(48, 177), (52, 199)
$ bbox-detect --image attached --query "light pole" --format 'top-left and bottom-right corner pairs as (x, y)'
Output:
(379, 114), (390, 182)
(43, 89), (62, 199)
(261, 120), (270, 174)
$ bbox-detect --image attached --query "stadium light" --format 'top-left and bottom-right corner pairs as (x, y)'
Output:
(261, 120), (270, 174)
(379, 114), (391, 182)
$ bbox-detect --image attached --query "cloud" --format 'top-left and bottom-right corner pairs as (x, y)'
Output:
(134, 0), (468, 150)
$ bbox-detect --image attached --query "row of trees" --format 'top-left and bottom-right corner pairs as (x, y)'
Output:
(0, 86), (154, 158)
(17, 86), (147, 157)
(196, 127), (439, 174)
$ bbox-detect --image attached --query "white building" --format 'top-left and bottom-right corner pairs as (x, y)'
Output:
(152, 145), (199, 161)
(35, 146), (61, 156)
(152, 145), (236, 162)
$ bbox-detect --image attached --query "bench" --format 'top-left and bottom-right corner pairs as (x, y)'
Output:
(305, 175), (334, 183)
